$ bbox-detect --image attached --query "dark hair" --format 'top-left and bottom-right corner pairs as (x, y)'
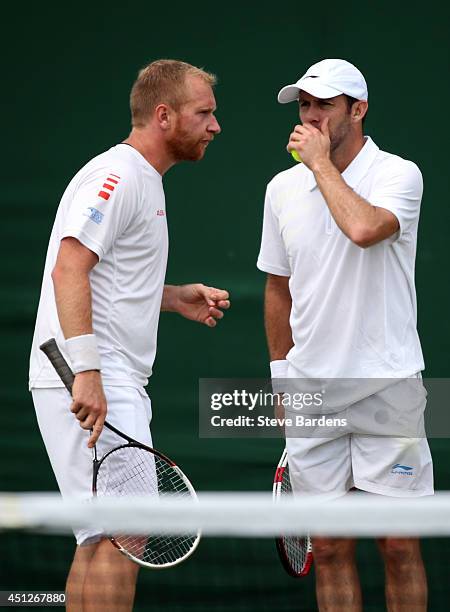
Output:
(345, 95), (367, 126)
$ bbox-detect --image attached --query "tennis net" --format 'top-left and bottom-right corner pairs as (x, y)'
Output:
(1, 492), (450, 611)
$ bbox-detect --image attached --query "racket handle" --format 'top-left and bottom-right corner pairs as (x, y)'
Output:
(40, 338), (75, 395)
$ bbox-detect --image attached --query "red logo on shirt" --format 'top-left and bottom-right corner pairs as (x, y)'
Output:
(98, 173), (121, 201)
(157, 209), (165, 216)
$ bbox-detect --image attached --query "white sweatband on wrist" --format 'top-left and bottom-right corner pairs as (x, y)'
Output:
(270, 359), (289, 394)
(65, 334), (101, 374)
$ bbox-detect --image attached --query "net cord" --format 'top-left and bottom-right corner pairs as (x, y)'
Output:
(1, 492), (449, 537)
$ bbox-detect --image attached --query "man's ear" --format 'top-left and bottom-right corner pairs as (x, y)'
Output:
(352, 100), (368, 123)
(155, 103), (171, 130)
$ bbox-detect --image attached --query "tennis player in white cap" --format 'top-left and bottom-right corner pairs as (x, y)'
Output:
(258, 59), (432, 611)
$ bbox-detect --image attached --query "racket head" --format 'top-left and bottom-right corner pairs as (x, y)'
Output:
(273, 448), (313, 578)
(94, 443), (201, 569)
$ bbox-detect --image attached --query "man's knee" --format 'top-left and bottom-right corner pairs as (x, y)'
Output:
(377, 538), (422, 567)
(312, 538), (356, 566)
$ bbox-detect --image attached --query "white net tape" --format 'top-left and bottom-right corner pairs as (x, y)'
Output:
(1, 492), (450, 537)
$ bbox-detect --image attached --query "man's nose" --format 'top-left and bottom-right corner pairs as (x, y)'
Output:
(301, 107), (321, 126)
(209, 116), (221, 134)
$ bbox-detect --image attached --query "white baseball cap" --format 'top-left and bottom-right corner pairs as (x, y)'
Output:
(278, 59), (368, 103)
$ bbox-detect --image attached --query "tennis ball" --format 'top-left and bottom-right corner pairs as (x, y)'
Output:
(290, 149), (302, 163)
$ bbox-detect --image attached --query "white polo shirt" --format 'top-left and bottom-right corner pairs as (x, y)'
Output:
(29, 144), (168, 390)
(257, 137), (424, 379)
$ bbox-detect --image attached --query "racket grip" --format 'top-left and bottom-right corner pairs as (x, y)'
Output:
(40, 338), (75, 395)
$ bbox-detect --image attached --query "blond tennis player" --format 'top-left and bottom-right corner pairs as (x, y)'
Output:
(30, 60), (229, 612)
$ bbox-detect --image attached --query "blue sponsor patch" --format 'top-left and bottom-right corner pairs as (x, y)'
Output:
(83, 207), (104, 225)
(391, 463), (414, 475)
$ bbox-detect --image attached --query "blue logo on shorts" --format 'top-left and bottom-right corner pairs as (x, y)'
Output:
(84, 207), (104, 225)
(391, 464), (414, 475)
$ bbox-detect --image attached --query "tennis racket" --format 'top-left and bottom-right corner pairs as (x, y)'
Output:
(40, 338), (201, 569)
(272, 447), (313, 577)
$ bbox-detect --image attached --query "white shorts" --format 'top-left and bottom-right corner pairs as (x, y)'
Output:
(32, 385), (152, 545)
(285, 379), (434, 498)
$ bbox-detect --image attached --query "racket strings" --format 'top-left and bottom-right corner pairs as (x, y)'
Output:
(282, 535), (309, 573)
(103, 459), (149, 495)
(96, 446), (198, 566)
(279, 462), (311, 574)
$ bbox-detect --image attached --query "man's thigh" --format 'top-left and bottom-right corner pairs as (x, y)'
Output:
(351, 434), (434, 497)
(349, 377), (433, 497)
(286, 434), (353, 497)
(32, 387), (92, 500)
(32, 385), (153, 544)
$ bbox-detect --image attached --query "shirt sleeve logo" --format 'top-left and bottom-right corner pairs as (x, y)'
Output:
(83, 207), (104, 225)
(98, 173), (121, 201)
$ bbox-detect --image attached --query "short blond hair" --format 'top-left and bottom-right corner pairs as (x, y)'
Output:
(130, 59), (217, 128)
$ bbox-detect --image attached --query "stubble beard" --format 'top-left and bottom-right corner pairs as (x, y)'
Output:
(166, 125), (206, 162)
(329, 115), (353, 154)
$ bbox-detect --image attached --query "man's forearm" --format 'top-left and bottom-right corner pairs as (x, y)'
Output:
(161, 285), (178, 312)
(264, 275), (293, 361)
(52, 268), (94, 339)
(312, 158), (381, 245)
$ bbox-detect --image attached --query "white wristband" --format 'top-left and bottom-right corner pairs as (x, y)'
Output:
(65, 334), (101, 374)
(270, 359), (289, 394)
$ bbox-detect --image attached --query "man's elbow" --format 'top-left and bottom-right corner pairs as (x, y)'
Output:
(51, 260), (74, 286)
(51, 263), (64, 287)
(349, 226), (376, 248)
(348, 224), (391, 249)
(348, 209), (400, 249)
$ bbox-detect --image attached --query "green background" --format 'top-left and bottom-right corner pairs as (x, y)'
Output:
(1, 1), (450, 610)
